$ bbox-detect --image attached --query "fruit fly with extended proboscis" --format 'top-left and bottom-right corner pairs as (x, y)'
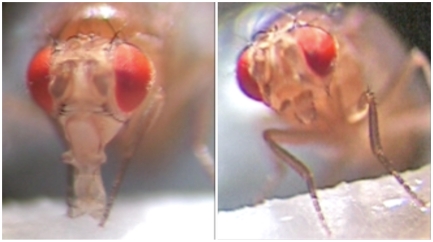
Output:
(24, 3), (214, 226)
(220, 3), (430, 235)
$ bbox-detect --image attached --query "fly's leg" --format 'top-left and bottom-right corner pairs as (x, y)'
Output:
(378, 49), (431, 153)
(256, 129), (325, 203)
(263, 129), (331, 236)
(99, 86), (165, 227)
(256, 129), (324, 203)
(380, 48), (430, 107)
(192, 82), (215, 181)
(254, 158), (287, 204)
(363, 47), (430, 209)
(66, 164), (75, 216)
(408, 48), (430, 88)
(365, 89), (430, 209)
(412, 48), (431, 88)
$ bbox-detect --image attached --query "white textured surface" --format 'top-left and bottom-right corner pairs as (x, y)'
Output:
(3, 193), (214, 240)
(218, 165), (431, 239)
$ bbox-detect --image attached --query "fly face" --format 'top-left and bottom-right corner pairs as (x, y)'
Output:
(5, 2), (214, 227)
(26, 3), (162, 222)
(236, 10), (338, 127)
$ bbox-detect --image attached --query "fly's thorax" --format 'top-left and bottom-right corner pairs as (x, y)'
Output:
(45, 3), (174, 48)
(52, 6), (129, 41)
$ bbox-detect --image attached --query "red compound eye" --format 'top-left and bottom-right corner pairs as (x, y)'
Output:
(113, 44), (153, 113)
(27, 47), (53, 113)
(236, 48), (262, 101)
(294, 26), (336, 76)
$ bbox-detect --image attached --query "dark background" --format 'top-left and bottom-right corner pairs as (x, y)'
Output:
(219, 3), (430, 60)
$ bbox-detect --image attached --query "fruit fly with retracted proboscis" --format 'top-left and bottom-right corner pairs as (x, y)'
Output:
(219, 3), (430, 235)
(25, 3), (214, 226)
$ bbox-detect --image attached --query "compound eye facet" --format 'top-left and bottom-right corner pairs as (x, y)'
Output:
(294, 26), (337, 76)
(236, 47), (262, 101)
(27, 47), (53, 113)
(113, 44), (153, 113)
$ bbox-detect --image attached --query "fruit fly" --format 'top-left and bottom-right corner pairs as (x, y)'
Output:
(21, 3), (214, 226)
(219, 3), (430, 236)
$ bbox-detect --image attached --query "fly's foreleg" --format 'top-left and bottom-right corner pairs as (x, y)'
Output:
(410, 48), (431, 89)
(365, 90), (430, 209)
(254, 157), (287, 205)
(364, 48), (430, 209)
(256, 128), (323, 203)
(99, 86), (165, 227)
(379, 48), (430, 107)
(66, 164), (76, 217)
(263, 129), (331, 236)
(192, 82), (215, 181)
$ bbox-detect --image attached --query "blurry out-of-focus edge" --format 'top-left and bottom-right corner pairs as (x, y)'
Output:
(3, 193), (214, 239)
(217, 164), (431, 239)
